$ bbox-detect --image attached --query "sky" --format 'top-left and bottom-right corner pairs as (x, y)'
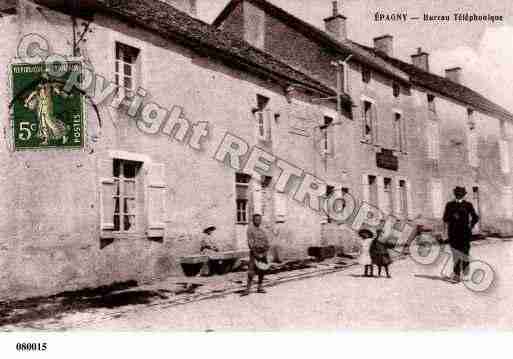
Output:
(196, 0), (513, 111)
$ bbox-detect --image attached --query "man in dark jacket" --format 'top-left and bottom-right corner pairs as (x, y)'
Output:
(241, 214), (270, 296)
(442, 186), (479, 282)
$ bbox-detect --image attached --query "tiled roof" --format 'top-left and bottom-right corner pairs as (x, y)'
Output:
(213, 0), (410, 84)
(353, 42), (513, 122)
(36, 0), (348, 102)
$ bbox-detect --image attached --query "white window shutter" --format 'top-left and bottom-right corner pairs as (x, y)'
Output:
(426, 122), (433, 159)
(434, 122), (440, 160)
(376, 175), (385, 213)
(147, 162), (167, 237)
(99, 159), (115, 233)
(328, 123), (335, 154)
(393, 179), (401, 216)
(264, 109), (272, 141)
(431, 179), (443, 218)
(274, 191), (287, 222)
(361, 174), (370, 203)
(253, 183), (263, 215)
(468, 132), (478, 167)
(405, 180), (413, 219)
(499, 140), (510, 173)
(372, 105), (379, 145)
(361, 101), (366, 140)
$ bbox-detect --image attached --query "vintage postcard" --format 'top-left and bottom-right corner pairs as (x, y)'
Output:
(0, 0), (512, 356)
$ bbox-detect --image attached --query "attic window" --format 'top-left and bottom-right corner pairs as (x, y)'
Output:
(427, 94), (436, 113)
(362, 67), (371, 83)
(393, 83), (400, 98)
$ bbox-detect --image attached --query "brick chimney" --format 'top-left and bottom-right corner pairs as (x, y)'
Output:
(324, 1), (347, 41)
(411, 47), (429, 72)
(160, 0), (197, 17)
(373, 35), (393, 57)
(445, 67), (462, 83)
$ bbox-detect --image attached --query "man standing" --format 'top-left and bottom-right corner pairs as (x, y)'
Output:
(443, 186), (479, 282)
(241, 214), (270, 296)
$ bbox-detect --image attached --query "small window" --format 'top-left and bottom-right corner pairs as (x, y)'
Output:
(384, 178), (392, 192)
(115, 42), (140, 97)
(393, 83), (400, 98)
(399, 180), (408, 216)
(362, 67), (371, 83)
(393, 112), (404, 152)
(427, 94), (436, 113)
(235, 173), (251, 224)
(112, 159), (142, 232)
(362, 101), (374, 143)
(326, 185), (335, 197)
(254, 94), (270, 141)
(467, 109), (475, 130)
(320, 116), (333, 154)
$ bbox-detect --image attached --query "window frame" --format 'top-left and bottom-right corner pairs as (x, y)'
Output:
(114, 42), (140, 98)
(427, 94), (436, 113)
(393, 111), (405, 152)
(112, 159), (143, 234)
(393, 83), (400, 98)
(235, 173), (251, 224)
(320, 116), (334, 154)
(362, 100), (374, 143)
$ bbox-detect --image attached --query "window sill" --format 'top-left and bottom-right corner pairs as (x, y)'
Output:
(100, 231), (146, 240)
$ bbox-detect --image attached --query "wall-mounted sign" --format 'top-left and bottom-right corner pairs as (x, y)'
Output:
(11, 61), (84, 150)
(376, 148), (398, 171)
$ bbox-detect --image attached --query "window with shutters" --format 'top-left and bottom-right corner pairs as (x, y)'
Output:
(112, 159), (142, 232)
(362, 101), (375, 143)
(115, 42), (140, 98)
(100, 154), (166, 239)
(236, 173), (251, 224)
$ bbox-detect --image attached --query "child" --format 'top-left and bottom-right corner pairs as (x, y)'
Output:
(370, 228), (394, 278)
(358, 228), (375, 277)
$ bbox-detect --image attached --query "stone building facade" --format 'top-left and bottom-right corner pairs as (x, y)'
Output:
(0, 0), (347, 299)
(214, 0), (513, 239)
(0, 0), (512, 300)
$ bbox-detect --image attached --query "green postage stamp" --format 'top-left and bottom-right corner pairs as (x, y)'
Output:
(10, 61), (84, 150)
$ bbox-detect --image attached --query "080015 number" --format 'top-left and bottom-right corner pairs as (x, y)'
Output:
(16, 342), (47, 351)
